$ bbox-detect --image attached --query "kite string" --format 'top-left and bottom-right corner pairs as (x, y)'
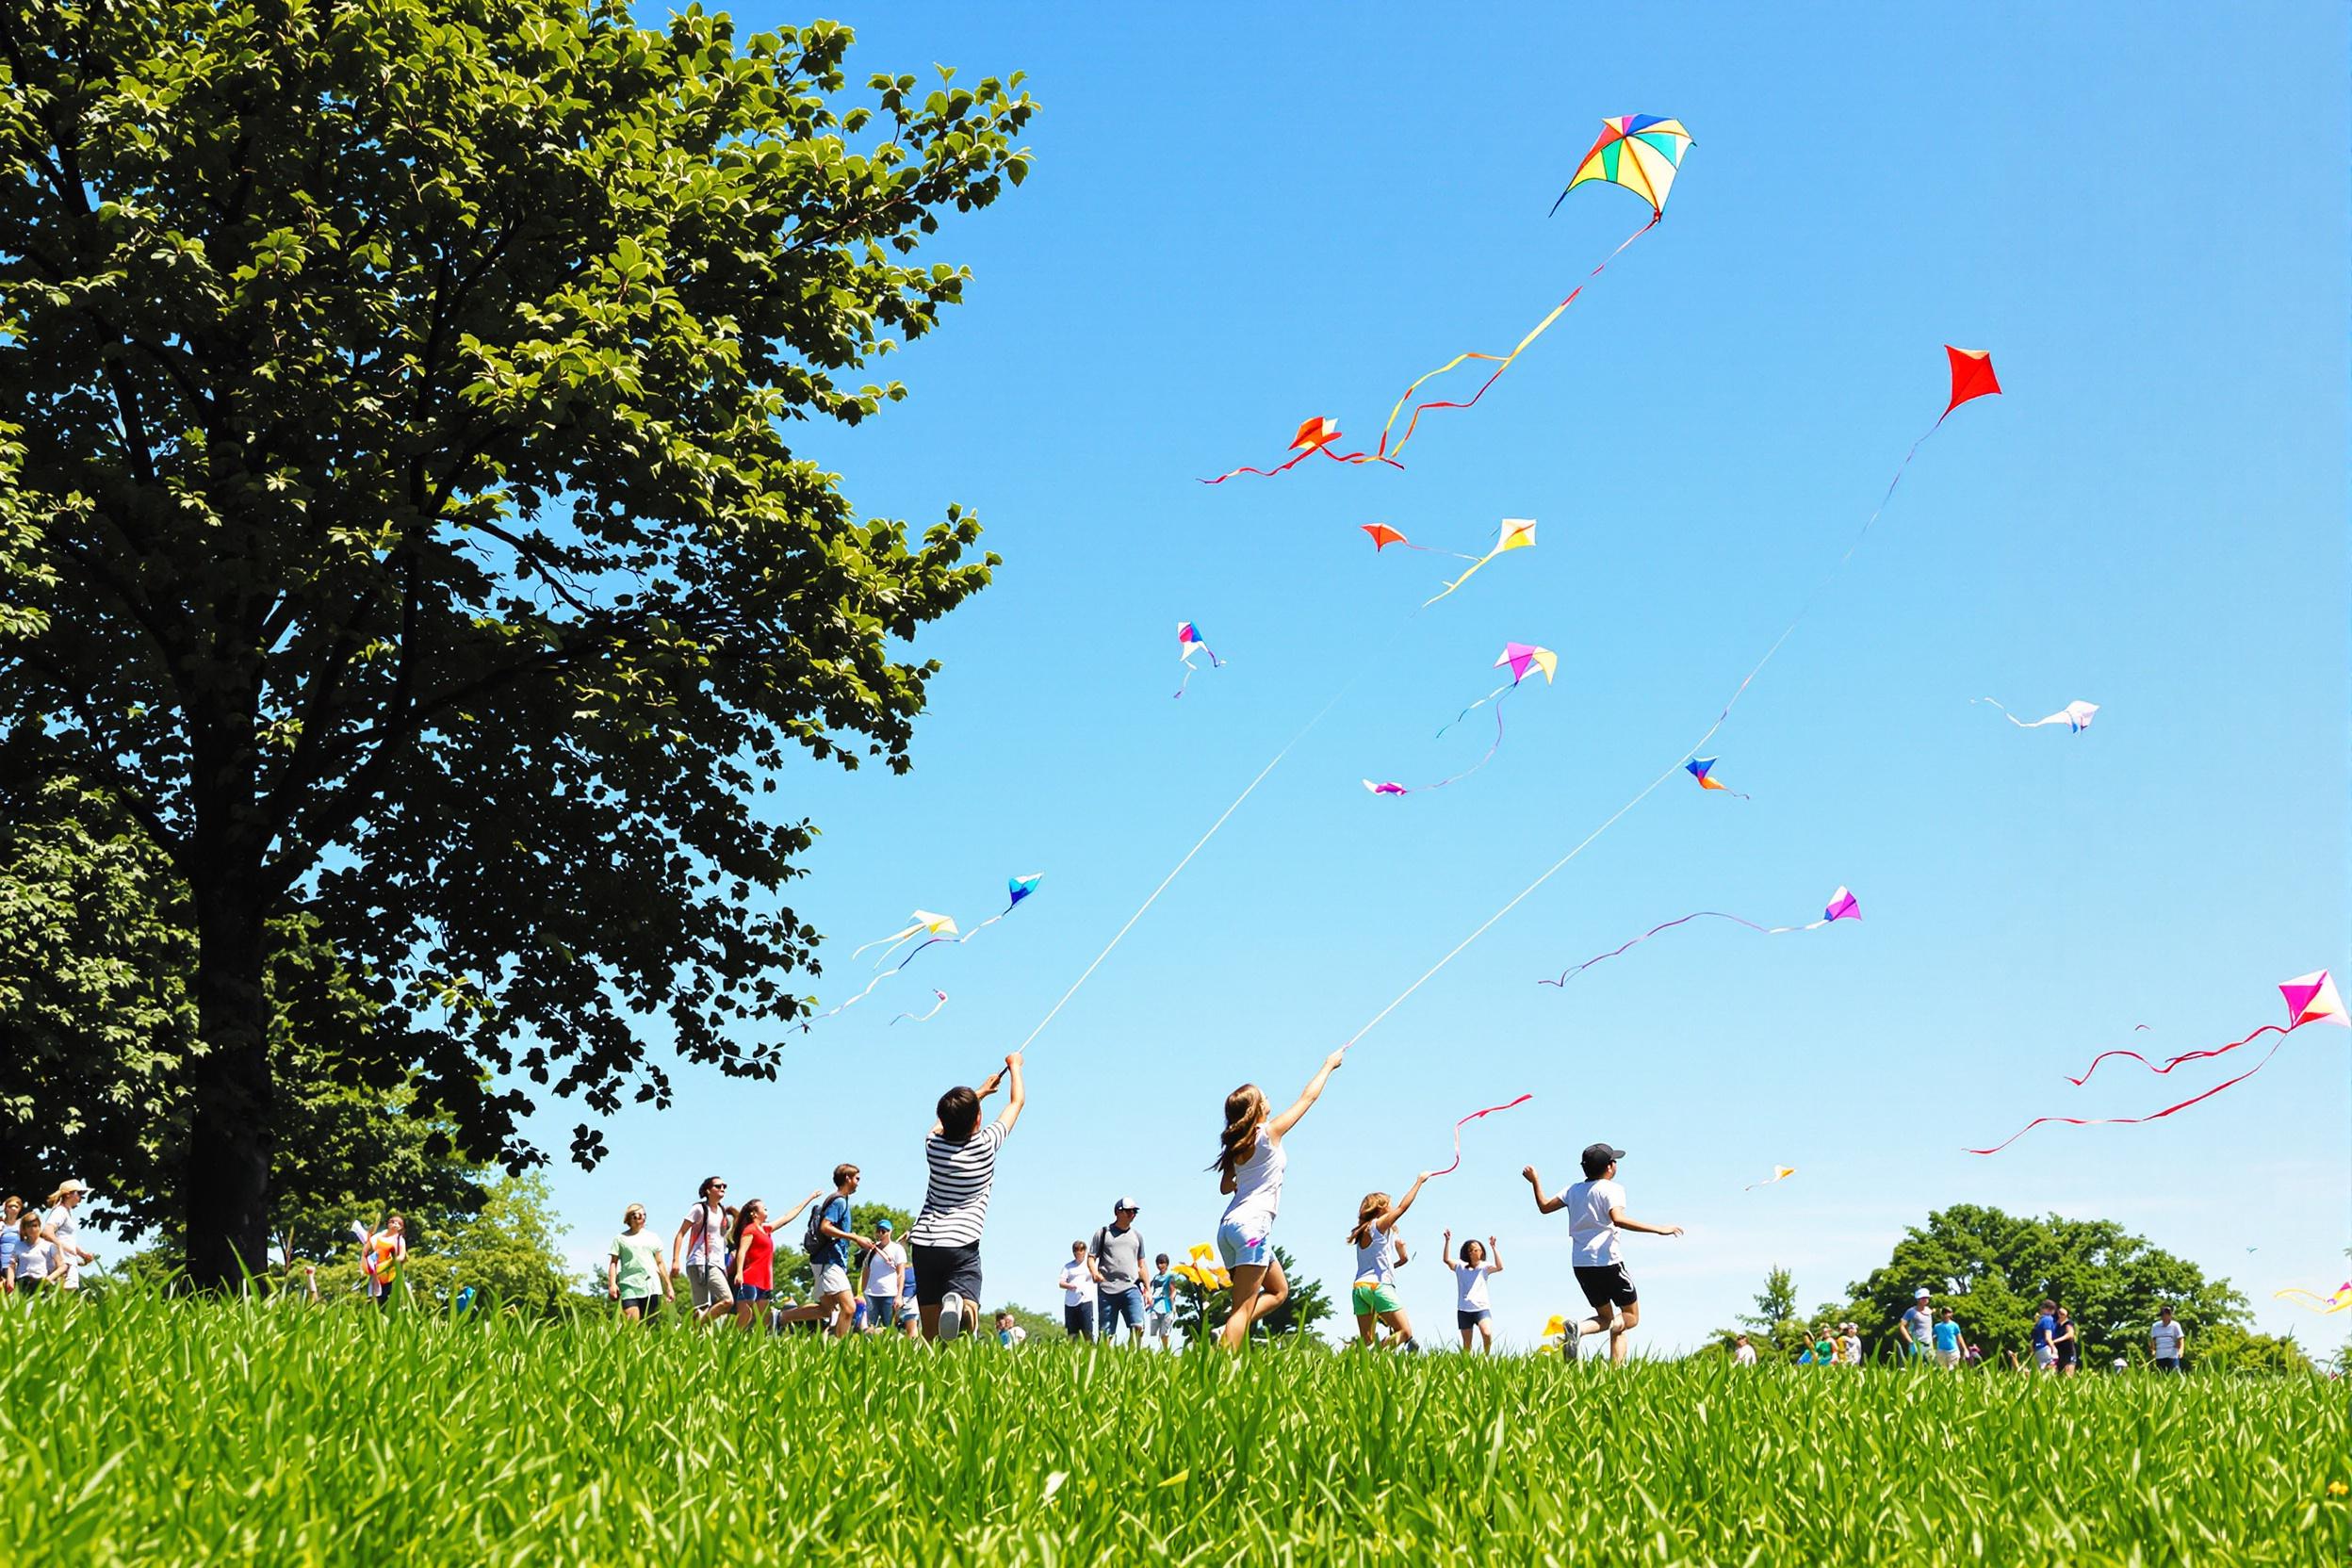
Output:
(1340, 412), (1963, 1055)
(2065, 1021), (2292, 1086)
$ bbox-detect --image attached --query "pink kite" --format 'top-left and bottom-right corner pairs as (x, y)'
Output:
(1969, 970), (2345, 1154)
(1540, 887), (1858, 987)
(1429, 1093), (1533, 1178)
(2066, 970), (2344, 1084)
(1365, 642), (1558, 796)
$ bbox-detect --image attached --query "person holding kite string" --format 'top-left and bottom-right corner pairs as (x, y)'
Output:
(1346, 1171), (1432, 1352)
(1524, 1143), (1682, 1364)
(1209, 1050), (1344, 1350)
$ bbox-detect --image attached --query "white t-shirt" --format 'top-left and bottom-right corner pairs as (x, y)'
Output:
(1059, 1260), (1096, 1307)
(863, 1241), (906, 1298)
(1561, 1178), (1625, 1266)
(1220, 1128), (1286, 1234)
(681, 1200), (727, 1266)
(1454, 1262), (1493, 1311)
(2150, 1319), (2185, 1358)
(1732, 1342), (1758, 1366)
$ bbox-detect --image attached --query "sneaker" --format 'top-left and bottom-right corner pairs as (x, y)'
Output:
(937, 1291), (964, 1341)
(1561, 1323), (1581, 1361)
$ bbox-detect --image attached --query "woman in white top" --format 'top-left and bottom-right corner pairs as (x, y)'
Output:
(1346, 1171), (1431, 1350)
(1441, 1231), (1505, 1353)
(1211, 1049), (1344, 1350)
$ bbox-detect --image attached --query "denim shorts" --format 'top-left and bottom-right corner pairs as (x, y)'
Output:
(1457, 1308), (1492, 1331)
(733, 1283), (772, 1305)
(1217, 1219), (1270, 1268)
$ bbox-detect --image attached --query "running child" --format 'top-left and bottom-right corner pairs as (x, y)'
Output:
(1210, 1050), (1344, 1350)
(1347, 1171), (1432, 1350)
(908, 1054), (1025, 1342)
(1523, 1142), (1682, 1364)
(1442, 1230), (1504, 1353)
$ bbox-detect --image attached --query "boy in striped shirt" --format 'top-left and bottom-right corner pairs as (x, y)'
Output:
(908, 1052), (1025, 1341)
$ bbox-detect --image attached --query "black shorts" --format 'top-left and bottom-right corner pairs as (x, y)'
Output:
(1574, 1263), (1638, 1311)
(911, 1242), (981, 1307)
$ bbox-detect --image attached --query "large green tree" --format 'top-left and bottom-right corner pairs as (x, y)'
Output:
(0, 0), (1033, 1284)
(1843, 1204), (2247, 1365)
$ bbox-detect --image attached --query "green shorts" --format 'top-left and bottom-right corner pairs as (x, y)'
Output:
(1351, 1282), (1400, 1315)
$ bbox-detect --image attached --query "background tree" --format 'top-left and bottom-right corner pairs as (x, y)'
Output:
(0, 0), (1035, 1284)
(402, 1171), (574, 1315)
(1843, 1204), (2248, 1365)
(0, 777), (480, 1249)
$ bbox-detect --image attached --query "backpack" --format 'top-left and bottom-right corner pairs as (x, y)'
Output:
(803, 1194), (836, 1270)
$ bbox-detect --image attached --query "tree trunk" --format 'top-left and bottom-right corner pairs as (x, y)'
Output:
(187, 871), (273, 1289)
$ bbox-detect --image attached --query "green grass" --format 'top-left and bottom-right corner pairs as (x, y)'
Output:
(2, 1293), (2344, 1566)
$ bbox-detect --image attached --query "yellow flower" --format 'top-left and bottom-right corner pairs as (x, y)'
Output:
(2328, 1480), (2348, 1497)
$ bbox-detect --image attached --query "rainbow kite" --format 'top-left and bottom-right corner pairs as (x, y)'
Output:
(1970, 970), (2346, 1153)
(1541, 887), (1858, 987)
(1200, 115), (1690, 482)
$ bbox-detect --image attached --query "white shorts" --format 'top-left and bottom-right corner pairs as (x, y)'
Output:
(816, 1264), (852, 1297)
(1149, 1308), (1173, 1335)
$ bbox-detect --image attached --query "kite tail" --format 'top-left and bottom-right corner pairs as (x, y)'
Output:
(2065, 1021), (2291, 1086)
(1428, 1093), (1534, 1178)
(847, 923), (922, 963)
(1375, 704), (1511, 795)
(1198, 439), (1400, 486)
(890, 991), (949, 1026)
(1373, 211), (1660, 466)
(1972, 697), (2035, 727)
(1537, 910), (1776, 986)
(1435, 680), (1513, 740)
(2273, 1287), (2352, 1314)
(1967, 1035), (2291, 1154)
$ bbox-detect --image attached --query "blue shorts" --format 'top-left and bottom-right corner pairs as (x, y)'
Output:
(1217, 1218), (1270, 1268)
(1099, 1285), (1147, 1331)
(1458, 1308), (1492, 1330)
(734, 1283), (772, 1305)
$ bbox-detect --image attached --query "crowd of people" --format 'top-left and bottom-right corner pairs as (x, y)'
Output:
(3, 1052), (2213, 1373)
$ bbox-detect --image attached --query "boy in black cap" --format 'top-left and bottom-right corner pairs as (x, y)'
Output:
(1524, 1142), (1682, 1364)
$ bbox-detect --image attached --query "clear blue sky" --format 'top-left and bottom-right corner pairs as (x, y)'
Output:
(532, 1), (2348, 1351)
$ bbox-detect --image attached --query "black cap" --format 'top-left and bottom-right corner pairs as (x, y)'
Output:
(1580, 1142), (1626, 1175)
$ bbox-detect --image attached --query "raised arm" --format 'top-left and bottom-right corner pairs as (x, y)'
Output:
(1440, 1229), (1457, 1270)
(1267, 1050), (1346, 1139)
(775, 1190), (825, 1229)
(1380, 1172), (1434, 1231)
(995, 1052), (1027, 1135)
(1486, 1237), (1503, 1275)
(1523, 1166), (1565, 1216)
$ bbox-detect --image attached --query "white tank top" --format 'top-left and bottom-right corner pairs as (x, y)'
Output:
(1353, 1226), (1397, 1285)
(1220, 1128), (1285, 1233)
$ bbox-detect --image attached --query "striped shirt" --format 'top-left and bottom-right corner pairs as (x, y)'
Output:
(908, 1121), (1008, 1247)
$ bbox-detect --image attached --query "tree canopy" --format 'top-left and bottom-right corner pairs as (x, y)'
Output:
(0, 0), (1034, 1284)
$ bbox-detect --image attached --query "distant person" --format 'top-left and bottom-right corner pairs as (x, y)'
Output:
(671, 1177), (735, 1324)
(1088, 1199), (1150, 1345)
(2149, 1304), (2187, 1372)
(1347, 1171), (1431, 1351)
(1933, 1307), (1965, 1368)
(2053, 1305), (2081, 1377)
(1442, 1231), (1504, 1354)
(1840, 1323), (1864, 1367)
(2031, 1298), (2060, 1372)
(1900, 1289), (1934, 1361)
(908, 1054), (1025, 1342)
(1211, 1050), (1345, 1350)
(1058, 1240), (1101, 1339)
(776, 1165), (873, 1338)
(41, 1181), (95, 1290)
(1731, 1333), (1757, 1366)
(1803, 1329), (1837, 1366)
(1148, 1253), (1177, 1349)
(895, 1259), (921, 1337)
(362, 1214), (407, 1308)
(1523, 1143), (1682, 1364)
(0, 1196), (21, 1296)
(861, 1217), (907, 1334)
(995, 1310), (1027, 1348)
(10, 1215), (59, 1297)
(606, 1203), (670, 1323)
